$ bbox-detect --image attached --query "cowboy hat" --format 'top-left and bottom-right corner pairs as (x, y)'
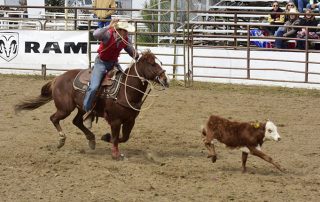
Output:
(115, 21), (135, 32)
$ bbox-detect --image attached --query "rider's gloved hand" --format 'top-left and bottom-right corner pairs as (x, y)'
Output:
(110, 18), (119, 28)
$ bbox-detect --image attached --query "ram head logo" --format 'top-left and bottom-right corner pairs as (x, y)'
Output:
(0, 33), (19, 62)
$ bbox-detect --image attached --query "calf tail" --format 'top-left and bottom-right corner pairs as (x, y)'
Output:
(15, 80), (54, 113)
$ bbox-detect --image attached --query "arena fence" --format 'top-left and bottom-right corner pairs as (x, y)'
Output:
(1, 4), (320, 88)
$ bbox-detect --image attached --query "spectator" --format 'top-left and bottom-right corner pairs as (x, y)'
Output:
(296, 9), (319, 49)
(275, 8), (301, 48)
(93, 0), (116, 28)
(267, 1), (285, 35)
(293, 0), (309, 13)
(274, 1), (298, 35)
(307, 0), (320, 13)
(285, 1), (298, 20)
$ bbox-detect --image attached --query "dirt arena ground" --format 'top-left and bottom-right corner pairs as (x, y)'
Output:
(0, 74), (320, 201)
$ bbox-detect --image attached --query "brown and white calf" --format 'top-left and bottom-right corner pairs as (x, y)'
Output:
(202, 115), (283, 172)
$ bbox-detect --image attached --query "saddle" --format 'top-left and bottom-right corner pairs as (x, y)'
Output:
(73, 67), (123, 99)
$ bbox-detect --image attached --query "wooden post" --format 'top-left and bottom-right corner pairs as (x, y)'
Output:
(41, 64), (46, 79)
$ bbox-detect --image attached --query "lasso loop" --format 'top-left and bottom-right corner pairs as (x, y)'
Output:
(112, 0), (169, 111)
(113, 28), (159, 111)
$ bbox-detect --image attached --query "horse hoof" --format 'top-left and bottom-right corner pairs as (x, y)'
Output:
(101, 133), (111, 142)
(211, 155), (217, 163)
(111, 153), (126, 161)
(88, 140), (96, 150)
(57, 138), (66, 149)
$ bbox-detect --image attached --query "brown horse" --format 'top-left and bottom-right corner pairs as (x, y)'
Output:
(15, 50), (169, 159)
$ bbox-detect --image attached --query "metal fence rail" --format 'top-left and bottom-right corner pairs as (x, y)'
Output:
(1, 4), (320, 88)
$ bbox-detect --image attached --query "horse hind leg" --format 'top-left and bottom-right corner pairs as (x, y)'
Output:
(72, 109), (96, 150)
(50, 110), (71, 148)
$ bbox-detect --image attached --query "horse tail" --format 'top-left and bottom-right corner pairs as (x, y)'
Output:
(15, 79), (54, 113)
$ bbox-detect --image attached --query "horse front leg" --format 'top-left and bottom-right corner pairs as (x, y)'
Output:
(119, 120), (135, 143)
(110, 123), (121, 160)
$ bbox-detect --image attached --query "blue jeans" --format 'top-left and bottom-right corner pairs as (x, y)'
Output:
(83, 56), (116, 112)
(275, 30), (286, 49)
(98, 15), (112, 28)
(294, 0), (309, 12)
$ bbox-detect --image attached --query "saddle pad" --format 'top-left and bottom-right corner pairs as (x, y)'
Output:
(73, 69), (123, 99)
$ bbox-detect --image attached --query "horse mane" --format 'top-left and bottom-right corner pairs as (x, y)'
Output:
(125, 49), (155, 73)
(139, 49), (156, 64)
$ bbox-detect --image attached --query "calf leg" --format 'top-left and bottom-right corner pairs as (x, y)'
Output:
(248, 146), (283, 172)
(242, 152), (248, 173)
(202, 139), (217, 163)
(202, 128), (217, 162)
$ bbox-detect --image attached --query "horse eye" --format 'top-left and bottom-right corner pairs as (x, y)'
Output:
(268, 129), (272, 133)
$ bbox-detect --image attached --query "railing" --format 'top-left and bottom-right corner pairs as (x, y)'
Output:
(1, 5), (320, 88)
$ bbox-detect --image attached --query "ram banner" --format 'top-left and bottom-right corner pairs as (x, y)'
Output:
(0, 30), (89, 74)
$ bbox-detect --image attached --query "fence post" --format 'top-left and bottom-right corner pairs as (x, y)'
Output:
(88, 20), (92, 69)
(41, 64), (46, 79)
(74, 8), (78, 30)
(305, 27), (309, 83)
(246, 25), (251, 79)
(186, 0), (191, 87)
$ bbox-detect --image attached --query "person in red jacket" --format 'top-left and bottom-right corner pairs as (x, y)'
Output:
(83, 19), (138, 115)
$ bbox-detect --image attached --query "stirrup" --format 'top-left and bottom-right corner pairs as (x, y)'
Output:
(83, 102), (97, 121)
(83, 109), (94, 121)
(83, 115), (93, 129)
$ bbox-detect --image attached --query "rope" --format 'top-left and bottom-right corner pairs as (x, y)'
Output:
(112, 27), (161, 112)
(98, 16), (166, 112)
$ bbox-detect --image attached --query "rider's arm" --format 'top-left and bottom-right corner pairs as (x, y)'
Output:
(124, 38), (139, 59)
(93, 19), (118, 43)
(93, 26), (111, 43)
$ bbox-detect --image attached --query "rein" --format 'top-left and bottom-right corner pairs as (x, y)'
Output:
(122, 62), (157, 112)
(110, 28), (165, 112)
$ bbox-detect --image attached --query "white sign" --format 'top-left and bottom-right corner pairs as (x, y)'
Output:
(0, 30), (89, 73)
(27, 0), (45, 18)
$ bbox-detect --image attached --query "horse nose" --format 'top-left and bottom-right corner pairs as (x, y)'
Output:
(277, 137), (281, 141)
(165, 80), (169, 88)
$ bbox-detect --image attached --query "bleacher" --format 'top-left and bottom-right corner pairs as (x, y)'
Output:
(173, 0), (320, 48)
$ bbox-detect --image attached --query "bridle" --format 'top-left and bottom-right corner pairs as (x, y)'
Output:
(154, 69), (167, 90)
(116, 55), (167, 112)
